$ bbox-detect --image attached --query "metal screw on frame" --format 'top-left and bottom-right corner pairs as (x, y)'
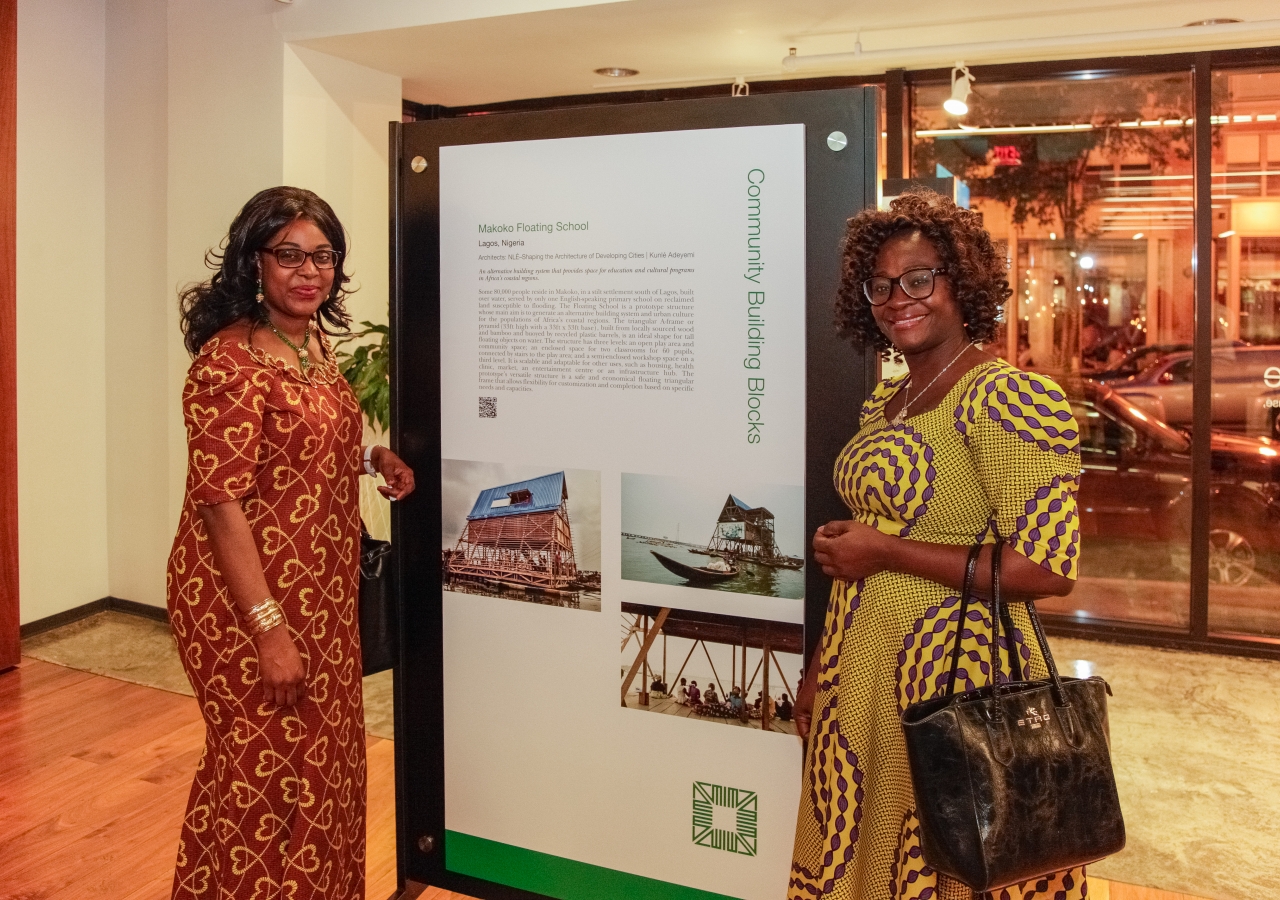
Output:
(418, 834), (436, 853)
(827, 131), (848, 152)
(411, 156), (428, 173)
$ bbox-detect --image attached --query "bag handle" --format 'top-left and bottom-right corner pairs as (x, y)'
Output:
(943, 543), (984, 698)
(988, 543), (1006, 716)
(999, 592), (1023, 682)
(1025, 597), (1071, 710)
(988, 542), (1073, 713)
(944, 540), (1073, 714)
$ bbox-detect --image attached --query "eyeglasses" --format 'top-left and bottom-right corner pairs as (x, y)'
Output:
(259, 246), (342, 269)
(862, 267), (948, 306)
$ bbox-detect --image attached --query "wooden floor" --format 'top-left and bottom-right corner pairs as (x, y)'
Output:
(0, 657), (1201, 900)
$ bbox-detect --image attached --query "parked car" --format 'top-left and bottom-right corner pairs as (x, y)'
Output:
(1091, 340), (1248, 383)
(1107, 345), (1280, 436)
(1074, 381), (1280, 585)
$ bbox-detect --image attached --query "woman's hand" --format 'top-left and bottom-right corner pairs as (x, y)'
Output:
(371, 446), (416, 501)
(812, 519), (894, 583)
(255, 626), (307, 708)
(793, 674), (816, 740)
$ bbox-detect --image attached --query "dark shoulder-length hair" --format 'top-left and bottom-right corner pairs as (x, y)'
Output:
(834, 189), (1009, 358)
(179, 186), (353, 355)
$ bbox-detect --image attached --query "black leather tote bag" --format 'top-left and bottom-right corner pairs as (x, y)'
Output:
(359, 528), (396, 676)
(900, 544), (1125, 892)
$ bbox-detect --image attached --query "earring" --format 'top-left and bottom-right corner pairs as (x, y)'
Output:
(255, 279), (264, 303)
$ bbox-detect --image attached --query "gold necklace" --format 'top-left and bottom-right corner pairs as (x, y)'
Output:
(891, 344), (972, 426)
(266, 320), (312, 375)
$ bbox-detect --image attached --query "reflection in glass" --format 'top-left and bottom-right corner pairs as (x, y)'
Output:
(1208, 68), (1280, 637)
(912, 72), (1194, 628)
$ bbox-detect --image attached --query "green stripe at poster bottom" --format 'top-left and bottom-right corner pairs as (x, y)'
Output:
(445, 830), (741, 900)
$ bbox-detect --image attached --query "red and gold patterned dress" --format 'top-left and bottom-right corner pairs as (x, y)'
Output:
(167, 321), (366, 900)
(789, 359), (1086, 900)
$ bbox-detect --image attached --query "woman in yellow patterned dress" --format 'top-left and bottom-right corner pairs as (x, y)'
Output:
(788, 191), (1085, 900)
(168, 187), (414, 900)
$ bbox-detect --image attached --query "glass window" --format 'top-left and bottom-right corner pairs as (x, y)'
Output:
(913, 71), (1195, 629)
(1072, 399), (1137, 454)
(1209, 68), (1280, 636)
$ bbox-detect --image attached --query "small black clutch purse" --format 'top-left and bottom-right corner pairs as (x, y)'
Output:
(900, 543), (1125, 892)
(359, 527), (396, 676)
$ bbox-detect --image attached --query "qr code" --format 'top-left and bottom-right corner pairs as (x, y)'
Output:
(479, 396), (497, 418)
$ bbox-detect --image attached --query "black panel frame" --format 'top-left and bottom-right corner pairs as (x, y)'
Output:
(388, 88), (879, 898)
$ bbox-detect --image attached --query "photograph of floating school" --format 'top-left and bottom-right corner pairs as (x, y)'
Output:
(621, 473), (804, 600)
(621, 603), (803, 734)
(441, 461), (601, 611)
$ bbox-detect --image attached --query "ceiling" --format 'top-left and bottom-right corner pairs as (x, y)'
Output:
(294, 0), (1280, 107)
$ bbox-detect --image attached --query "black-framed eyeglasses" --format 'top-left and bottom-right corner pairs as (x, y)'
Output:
(861, 267), (948, 305)
(259, 247), (342, 269)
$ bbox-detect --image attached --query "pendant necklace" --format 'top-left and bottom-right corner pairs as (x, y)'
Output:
(891, 343), (972, 426)
(267, 319), (312, 375)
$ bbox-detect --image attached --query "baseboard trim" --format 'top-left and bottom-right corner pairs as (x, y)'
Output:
(20, 596), (168, 639)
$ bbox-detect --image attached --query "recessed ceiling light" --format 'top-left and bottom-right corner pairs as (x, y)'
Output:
(1184, 18), (1242, 26)
(594, 67), (639, 78)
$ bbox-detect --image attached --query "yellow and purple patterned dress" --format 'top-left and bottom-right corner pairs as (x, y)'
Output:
(788, 358), (1084, 900)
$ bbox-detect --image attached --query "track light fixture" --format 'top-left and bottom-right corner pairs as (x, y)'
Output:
(943, 62), (975, 116)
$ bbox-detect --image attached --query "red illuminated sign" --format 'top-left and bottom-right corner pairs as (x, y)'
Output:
(992, 145), (1022, 166)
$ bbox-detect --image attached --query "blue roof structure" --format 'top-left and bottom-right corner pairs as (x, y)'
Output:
(467, 472), (567, 521)
(721, 494), (773, 522)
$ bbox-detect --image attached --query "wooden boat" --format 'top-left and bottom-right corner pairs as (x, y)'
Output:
(771, 556), (805, 570)
(651, 551), (738, 583)
(687, 547), (803, 570)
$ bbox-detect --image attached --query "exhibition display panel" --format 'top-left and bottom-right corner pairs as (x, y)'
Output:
(390, 89), (878, 900)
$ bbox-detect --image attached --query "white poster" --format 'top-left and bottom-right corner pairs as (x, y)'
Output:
(438, 125), (807, 900)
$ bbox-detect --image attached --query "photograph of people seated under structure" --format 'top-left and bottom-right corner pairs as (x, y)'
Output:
(621, 473), (804, 600)
(442, 462), (601, 611)
(620, 602), (803, 734)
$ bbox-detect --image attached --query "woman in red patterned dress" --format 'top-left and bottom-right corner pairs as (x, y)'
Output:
(168, 187), (414, 900)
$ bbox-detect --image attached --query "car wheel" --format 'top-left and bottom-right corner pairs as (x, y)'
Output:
(1207, 524), (1257, 586)
(1167, 519), (1263, 585)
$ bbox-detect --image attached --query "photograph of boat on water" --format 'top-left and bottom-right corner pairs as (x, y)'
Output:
(442, 460), (601, 611)
(620, 603), (803, 735)
(620, 472), (804, 600)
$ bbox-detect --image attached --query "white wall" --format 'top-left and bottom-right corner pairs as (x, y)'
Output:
(16, 0), (410, 621)
(283, 45), (401, 331)
(165, 0), (289, 549)
(16, 0), (110, 622)
(104, 0), (170, 608)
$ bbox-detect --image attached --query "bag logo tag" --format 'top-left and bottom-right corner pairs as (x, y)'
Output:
(1016, 706), (1050, 729)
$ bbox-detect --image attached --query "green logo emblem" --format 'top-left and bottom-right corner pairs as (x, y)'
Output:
(692, 782), (757, 856)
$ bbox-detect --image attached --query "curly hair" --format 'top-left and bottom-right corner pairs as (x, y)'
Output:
(834, 189), (1009, 358)
(179, 186), (353, 355)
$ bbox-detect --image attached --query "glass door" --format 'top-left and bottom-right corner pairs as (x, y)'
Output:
(1208, 68), (1280, 638)
(913, 70), (1196, 628)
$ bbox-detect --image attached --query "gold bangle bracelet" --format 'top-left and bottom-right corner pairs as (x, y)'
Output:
(249, 612), (285, 637)
(244, 598), (286, 636)
(245, 598), (278, 619)
(247, 603), (282, 624)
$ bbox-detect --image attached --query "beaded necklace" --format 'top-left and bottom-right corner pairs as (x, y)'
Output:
(266, 320), (312, 375)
